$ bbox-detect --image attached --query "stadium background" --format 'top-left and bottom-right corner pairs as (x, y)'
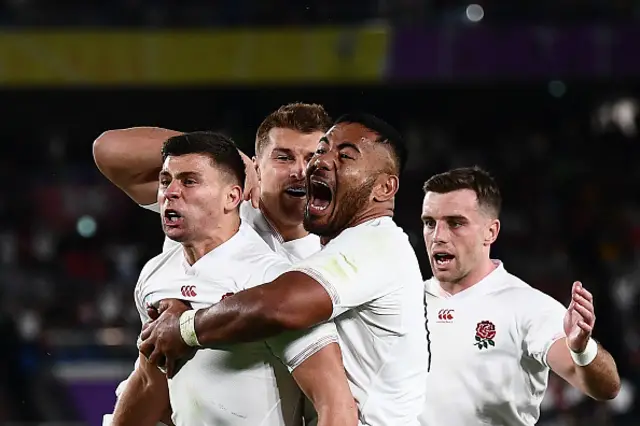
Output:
(1, 1), (640, 425)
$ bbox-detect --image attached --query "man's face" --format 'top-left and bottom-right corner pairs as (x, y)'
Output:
(158, 153), (241, 243)
(304, 122), (391, 237)
(256, 128), (323, 224)
(421, 189), (495, 284)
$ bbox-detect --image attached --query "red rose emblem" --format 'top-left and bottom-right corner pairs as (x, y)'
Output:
(476, 321), (496, 340)
(474, 320), (496, 350)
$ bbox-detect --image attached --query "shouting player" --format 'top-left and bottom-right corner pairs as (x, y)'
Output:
(138, 114), (429, 426)
(114, 131), (355, 426)
(419, 166), (620, 426)
(94, 103), (331, 424)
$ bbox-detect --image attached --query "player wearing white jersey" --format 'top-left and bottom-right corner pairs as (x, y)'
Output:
(111, 132), (356, 426)
(139, 114), (429, 426)
(418, 167), (621, 426)
(93, 103), (331, 424)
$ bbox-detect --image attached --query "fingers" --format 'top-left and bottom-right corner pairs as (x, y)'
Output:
(147, 305), (159, 321)
(577, 320), (593, 334)
(148, 346), (163, 367)
(166, 357), (177, 379)
(572, 281), (593, 303)
(573, 301), (595, 326)
(139, 340), (153, 359)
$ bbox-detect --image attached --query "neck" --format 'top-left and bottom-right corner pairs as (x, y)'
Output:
(259, 200), (309, 242)
(319, 207), (393, 245)
(182, 217), (240, 265)
(440, 257), (497, 295)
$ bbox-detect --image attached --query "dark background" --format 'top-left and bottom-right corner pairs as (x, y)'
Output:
(1, 1), (640, 425)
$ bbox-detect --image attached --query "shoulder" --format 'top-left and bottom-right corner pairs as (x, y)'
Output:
(230, 224), (292, 284)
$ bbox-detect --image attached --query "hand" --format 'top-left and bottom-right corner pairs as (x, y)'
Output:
(139, 299), (192, 378)
(563, 281), (595, 353)
(239, 151), (260, 208)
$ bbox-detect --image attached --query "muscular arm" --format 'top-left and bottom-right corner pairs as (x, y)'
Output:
(112, 353), (173, 426)
(547, 337), (620, 400)
(93, 127), (182, 205)
(194, 271), (333, 346)
(290, 343), (357, 426)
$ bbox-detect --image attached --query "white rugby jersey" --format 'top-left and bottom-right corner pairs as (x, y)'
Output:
(420, 261), (567, 426)
(289, 217), (428, 426)
(135, 223), (338, 426)
(141, 201), (321, 261)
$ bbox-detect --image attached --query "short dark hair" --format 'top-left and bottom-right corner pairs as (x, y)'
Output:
(255, 103), (332, 156)
(423, 166), (502, 218)
(334, 112), (406, 174)
(162, 131), (246, 188)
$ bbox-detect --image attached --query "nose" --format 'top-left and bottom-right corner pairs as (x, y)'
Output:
(310, 150), (333, 174)
(162, 180), (181, 200)
(432, 221), (450, 244)
(291, 157), (306, 180)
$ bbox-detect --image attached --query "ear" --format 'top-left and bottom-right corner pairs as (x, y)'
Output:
(225, 184), (243, 212)
(372, 174), (399, 203)
(484, 219), (500, 246)
(252, 156), (261, 182)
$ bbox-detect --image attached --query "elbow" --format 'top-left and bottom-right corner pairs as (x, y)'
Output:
(93, 130), (124, 173)
(589, 377), (621, 401)
(600, 379), (621, 401)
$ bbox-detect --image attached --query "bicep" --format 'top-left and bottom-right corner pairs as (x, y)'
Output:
(259, 271), (334, 330)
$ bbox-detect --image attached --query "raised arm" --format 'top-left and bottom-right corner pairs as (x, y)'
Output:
(93, 127), (182, 205)
(93, 127), (259, 207)
(546, 282), (620, 400)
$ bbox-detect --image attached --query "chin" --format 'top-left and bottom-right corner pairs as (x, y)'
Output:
(302, 214), (331, 237)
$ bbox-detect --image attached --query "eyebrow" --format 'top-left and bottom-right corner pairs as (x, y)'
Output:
(421, 214), (469, 222)
(160, 170), (202, 179)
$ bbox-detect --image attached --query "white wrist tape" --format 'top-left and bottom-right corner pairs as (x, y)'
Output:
(179, 309), (202, 348)
(569, 337), (598, 367)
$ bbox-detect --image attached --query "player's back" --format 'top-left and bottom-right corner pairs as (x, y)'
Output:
(420, 262), (567, 426)
(136, 224), (306, 426)
(291, 217), (428, 426)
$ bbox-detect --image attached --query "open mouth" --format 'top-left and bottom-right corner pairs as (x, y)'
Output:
(284, 185), (307, 198)
(163, 209), (183, 226)
(433, 252), (455, 266)
(308, 179), (333, 214)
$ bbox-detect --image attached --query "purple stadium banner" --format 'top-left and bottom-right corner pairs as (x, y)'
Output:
(66, 380), (119, 426)
(388, 25), (640, 80)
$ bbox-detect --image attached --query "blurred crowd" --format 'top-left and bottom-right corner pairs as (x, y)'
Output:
(0, 86), (638, 424)
(0, 0), (639, 26)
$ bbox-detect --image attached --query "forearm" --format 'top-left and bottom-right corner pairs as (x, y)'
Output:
(573, 344), (620, 400)
(93, 127), (181, 204)
(112, 356), (171, 426)
(194, 286), (288, 346)
(193, 273), (333, 347)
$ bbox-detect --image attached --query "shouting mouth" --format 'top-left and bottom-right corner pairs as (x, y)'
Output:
(307, 179), (333, 215)
(163, 209), (184, 227)
(433, 252), (455, 267)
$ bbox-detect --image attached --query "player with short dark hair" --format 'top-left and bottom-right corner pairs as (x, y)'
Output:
(419, 166), (620, 426)
(139, 114), (429, 426)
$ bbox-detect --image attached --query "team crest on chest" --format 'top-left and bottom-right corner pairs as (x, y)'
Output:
(474, 320), (496, 350)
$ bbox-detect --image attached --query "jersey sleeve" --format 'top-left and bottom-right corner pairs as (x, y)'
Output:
(520, 290), (567, 368)
(288, 227), (399, 319)
(266, 321), (339, 372)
